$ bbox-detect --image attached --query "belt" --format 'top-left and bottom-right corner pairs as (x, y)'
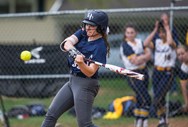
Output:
(71, 72), (87, 78)
(155, 66), (172, 71)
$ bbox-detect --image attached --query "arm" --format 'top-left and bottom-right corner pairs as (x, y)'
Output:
(143, 21), (159, 49)
(172, 27), (179, 45)
(164, 23), (176, 49)
(130, 47), (151, 65)
(60, 35), (78, 51)
(75, 55), (99, 77)
(61, 34), (99, 77)
(180, 79), (188, 112)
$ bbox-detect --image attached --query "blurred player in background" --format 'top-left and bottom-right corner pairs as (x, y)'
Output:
(157, 12), (179, 44)
(176, 45), (188, 112)
(144, 19), (177, 127)
(120, 23), (151, 127)
(158, 12), (179, 96)
(41, 10), (110, 127)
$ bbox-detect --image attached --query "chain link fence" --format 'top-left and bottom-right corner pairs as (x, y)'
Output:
(0, 6), (188, 127)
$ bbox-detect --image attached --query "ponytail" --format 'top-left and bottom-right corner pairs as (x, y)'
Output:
(102, 33), (110, 58)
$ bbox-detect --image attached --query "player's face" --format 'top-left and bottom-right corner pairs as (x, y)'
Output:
(125, 27), (137, 42)
(158, 29), (166, 40)
(184, 50), (188, 62)
(177, 47), (185, 62)
(161, 13), (169, 23)
(85, 24), (98, 37)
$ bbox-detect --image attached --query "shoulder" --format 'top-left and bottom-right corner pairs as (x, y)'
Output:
(74, 29), (87, 39)
(88, 38), (106, 53)
(135, 38), (142, 43)
(121, 41), (130, 47)
(96, 38), (107, 51)
(121, 41), (132, 50)
(120, 41), (135, 55)
(135, 38), (143, 45)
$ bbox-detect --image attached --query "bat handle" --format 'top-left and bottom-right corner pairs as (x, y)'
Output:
(138, 75), (145, 80)
(84, 58), (103, 66)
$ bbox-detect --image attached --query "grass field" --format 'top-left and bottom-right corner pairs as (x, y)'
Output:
(0, 77), (187, 127)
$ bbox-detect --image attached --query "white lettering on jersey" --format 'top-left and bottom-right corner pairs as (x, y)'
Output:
(72, 61), (77, 67)
(86, 55), (93, 65)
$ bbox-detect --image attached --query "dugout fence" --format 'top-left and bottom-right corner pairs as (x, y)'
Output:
(0, 6), (188, 127)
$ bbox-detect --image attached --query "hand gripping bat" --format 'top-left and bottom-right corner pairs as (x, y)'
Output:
(66, 48), (145, 80)
(85, 58), (144, 80)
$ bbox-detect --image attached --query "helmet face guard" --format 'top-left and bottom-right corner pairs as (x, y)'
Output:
(82, 10), (109, 34)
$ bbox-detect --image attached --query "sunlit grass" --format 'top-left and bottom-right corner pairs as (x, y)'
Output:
(0, 77), (185, 127)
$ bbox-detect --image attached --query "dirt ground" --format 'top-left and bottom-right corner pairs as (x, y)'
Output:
(149, 118), (188, 127)
(58, 117), (188, 127)
(101, 117), (188, 127)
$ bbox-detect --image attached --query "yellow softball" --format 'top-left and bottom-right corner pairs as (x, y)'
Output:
(20, 50), (32, 61)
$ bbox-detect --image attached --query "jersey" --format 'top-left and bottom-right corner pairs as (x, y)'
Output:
(176, 62), (188, 80)
(181, 63), (188, 74)
(179, 63), (188, 80)
(120, 38), (146, 70)
(153, 39), (176, 67)
(68, 29), (107, 78)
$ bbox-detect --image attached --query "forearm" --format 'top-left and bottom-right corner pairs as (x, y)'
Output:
(64, 41), (75, 51)
(180, 80), (188, 106)
(77, 63), (98, 77)
(131, 49), (151, 65)
(134, 56), (145, 65)
(165, 26), (176, 48)
(134, 54), (150, 65)
(74, 55), (99, 77)
(144, 28), (157, 48)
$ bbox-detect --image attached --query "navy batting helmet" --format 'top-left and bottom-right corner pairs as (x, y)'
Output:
(82, 10), (109, 33)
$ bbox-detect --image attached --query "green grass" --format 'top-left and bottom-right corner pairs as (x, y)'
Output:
(0, 77), (185, 127)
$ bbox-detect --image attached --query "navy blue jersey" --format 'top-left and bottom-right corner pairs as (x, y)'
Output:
(121, 42), (135, 56)
(68, 29), (107, 78)
(176, 63), (188, 80)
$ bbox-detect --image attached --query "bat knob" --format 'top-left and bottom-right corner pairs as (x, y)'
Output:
(139, 75), (145, 80)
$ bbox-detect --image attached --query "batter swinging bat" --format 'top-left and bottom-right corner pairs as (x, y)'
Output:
(62, 47), (144, 80)
(85, 58), (144, 80)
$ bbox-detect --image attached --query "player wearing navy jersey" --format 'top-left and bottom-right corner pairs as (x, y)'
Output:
(144, 20), (177, 127)
(176, 45), (188, 112)
(120, 23), (151, 127)
(41, 10), (110, 127)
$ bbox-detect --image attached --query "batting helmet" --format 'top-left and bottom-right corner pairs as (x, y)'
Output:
(82, 10), (109, 34)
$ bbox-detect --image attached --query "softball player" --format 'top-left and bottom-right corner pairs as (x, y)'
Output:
(144, 20), (177, 127)
(176, 45), (188, 112)
(157, 13), (179, 96)
(120, 23), (151, 127)
(41, 10), (110, 127)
